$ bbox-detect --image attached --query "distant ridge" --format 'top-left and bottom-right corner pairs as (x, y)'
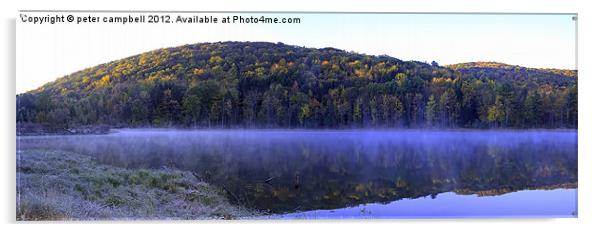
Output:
(448, 61), (577, 78)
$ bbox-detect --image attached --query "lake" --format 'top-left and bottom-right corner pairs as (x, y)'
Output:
(17, 129), (578, 218)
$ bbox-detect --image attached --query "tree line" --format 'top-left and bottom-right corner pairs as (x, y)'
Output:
(16, 42), (577, 129)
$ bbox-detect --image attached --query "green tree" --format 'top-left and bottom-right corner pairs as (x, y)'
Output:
(425, 95), (438, 127)
(183, 95), (201, 125)
(524, 91), (543, 127)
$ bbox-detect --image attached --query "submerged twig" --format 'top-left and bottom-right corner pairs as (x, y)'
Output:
(264, 176), (279, 183)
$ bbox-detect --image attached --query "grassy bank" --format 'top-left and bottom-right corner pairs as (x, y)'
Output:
(17, 149), (258, 220)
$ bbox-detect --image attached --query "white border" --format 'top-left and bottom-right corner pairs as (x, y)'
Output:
(2, 0), (601, 231)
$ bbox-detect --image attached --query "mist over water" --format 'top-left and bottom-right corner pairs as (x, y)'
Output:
(17, 129), (578, 215)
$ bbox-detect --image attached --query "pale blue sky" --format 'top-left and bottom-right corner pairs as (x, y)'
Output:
(17, 13), (576, 93)
(249, 13), (576, 68)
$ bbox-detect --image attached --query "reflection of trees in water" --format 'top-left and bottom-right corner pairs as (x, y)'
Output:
(19, 131), (577, 213)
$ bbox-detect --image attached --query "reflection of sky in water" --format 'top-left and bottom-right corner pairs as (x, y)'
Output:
(274, 189), (577, 219)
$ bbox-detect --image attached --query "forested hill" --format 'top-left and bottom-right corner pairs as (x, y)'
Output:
(16, 41), (577, 129)
(448, 62), (577, 86)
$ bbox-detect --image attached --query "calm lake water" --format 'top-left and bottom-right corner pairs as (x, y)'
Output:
(17, 129), (578, 218)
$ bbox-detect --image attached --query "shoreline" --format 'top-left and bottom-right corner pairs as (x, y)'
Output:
(17, 149), (259, 220)
(17, 122), (578, 137)
(17, 127), (579, 137)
